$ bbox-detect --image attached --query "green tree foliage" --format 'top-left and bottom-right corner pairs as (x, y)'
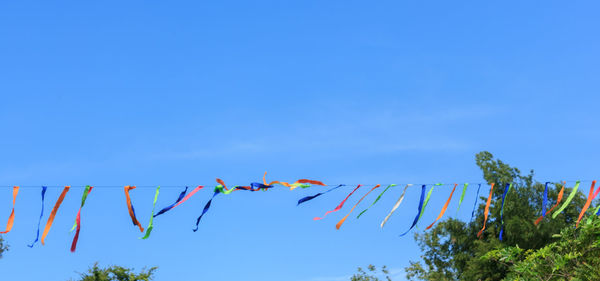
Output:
(71, 263), (157, 281)
(405, 151), (587, 281)
(351, 265), (392, 281)
(0, 235), (7, 258)
(483, 216), (600, 280)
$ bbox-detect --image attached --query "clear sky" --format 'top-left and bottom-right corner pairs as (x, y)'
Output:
(1, 1), (599, 280)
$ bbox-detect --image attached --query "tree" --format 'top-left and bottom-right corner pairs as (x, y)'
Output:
(483, 215), (600, 280)
(71, 263), (157, 281)
(0, 235), (7, 258)
(405, 151), (587, 281)
(351, 265), (392, 281)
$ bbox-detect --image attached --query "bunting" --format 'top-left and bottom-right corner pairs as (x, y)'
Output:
(124, 186), (144, 233)
(336, 185), (380, 229)
(426, 183), (457, 230)
(141, 186), (160, 239)
(297, 185), (344, 205)
(552, 181), (580, 219)
(535, 182), (565, 225)
(399, 185), (426, 236)
(28, 186), (47, 248)
(70, 185), (93, 252)
(456, 183), (468, 214)
(357, 184), (396, 219)
(499, 183), (512, 241)
(314, 185), (362, 221)
(0, 186), (20, 234)
(477, 183), (495, 239)
(470, 184), (481, 222)
(381, 184), (412, 228)
(41, 186), (70, 245)
(577, 180), (598, 228)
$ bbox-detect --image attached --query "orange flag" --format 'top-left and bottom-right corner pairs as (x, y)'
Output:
(576, 180), (597, 228)
(41, 186), (70, 245)
(426, 183), (458, 230)
(477, 183), (495, 239)
(0, 186), (20, 234)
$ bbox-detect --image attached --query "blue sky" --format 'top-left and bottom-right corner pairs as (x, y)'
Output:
(1, 1), (599, 280)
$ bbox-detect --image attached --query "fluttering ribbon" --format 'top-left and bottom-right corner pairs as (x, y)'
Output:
(28, 186), (47, 248)
(477, 183), (495, 239)
(576, 180), (598, 228)
(0, 186), (20, 234)
(399, 185), (426, 236)
(499, 183), (512, 241)
(171, 185), (204, 209)
(193, 180), (229, 232)
(535, 182), (565, 225)
(552, 181), (580, 219)
(470, 184), (481, 222)
(124, 186), (144, 232)
(314, 185), (362, 220)
(141, 186), (160, 239)
(541, 182), (549, 218)
(154, 186), (188, 217)
(417, 183), (441, 224)
(262, 172), (324, 190)
(41, 186), (70, 245)
(357, 184), (396, 219)
(70, 185), (93, 253)
(381, 184), (412, 228)
(297, 184), (344, 205)
(456, 183), (468, 214)
(336, 185), (381, 229)
(426, 183), (457, 230)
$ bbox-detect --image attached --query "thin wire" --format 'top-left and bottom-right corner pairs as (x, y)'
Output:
(0, 180), (593, 189)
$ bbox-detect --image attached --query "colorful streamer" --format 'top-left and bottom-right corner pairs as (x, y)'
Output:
(28, 186), (47, 248)
(470, 184), (481, 222)
(456, 183), (468, 214)
(535, 182), (565, 225)
(381, 184), (412, 228)
(70, 185), (93, 253)
(552, 181), (580, 219)
(41, 186), (70, 245)
(417, 183), (441, 224)
(154, 186), (188, 217)
(576, 180), (598, 228)
(0, 186), (20, 234)
(399, 185), (426, 236)
(357, 184), (396, 219)
(193, 189), (220, 232)
(499, 183), (512, 241)
(477, 183), (495, 239)
(124, 186), (144, 233)
(263, 172), (325, 190)
(297, 184), (344, 205)
(541, 182), (549, 217)
(141, 186), (160, 239)
(172, 185), (204, 209)
(314, 185), (362, 220)
(426, 183), (457, 230)
(336, 185), (381, 229)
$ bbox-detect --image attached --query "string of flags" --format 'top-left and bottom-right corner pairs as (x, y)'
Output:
(1, 173), (599, 253)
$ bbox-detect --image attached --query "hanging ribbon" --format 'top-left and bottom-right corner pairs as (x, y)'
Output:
(535, 182), (565, 225)
(154, 186), (188, 217)
(576, 180), (598, 228)
(417, 183), (441, 224)
(456, 183), (469, 214)
(336, 185), (381, 229)
(193, 179), (230, 232)
(297, 184), (344, 205)
(263, 172), (324, 190)
(314, 185), (362, 220)
(124, 186), (144, 233)
(41, 186), (70, 245)
(381, 184), (412, 228)
(0, 186), (20, 234)
(426, 183), (457, 230)
(541, 182), (549, 217)
(357, 184), (397, 219)
(499, 183), (512, 241)
(171, 186), (204, 209)
(28, 186), (47, 248)
(470, 184), (481, 222)
(399, 185), (426, 236)
(70, 185), (93, 252)
(141, 186), (160, 239)
(552, 181), (580, 219)
(477, 183), (495, 239)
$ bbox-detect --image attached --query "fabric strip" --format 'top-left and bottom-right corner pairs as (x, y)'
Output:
(470, 184), (482, 222)
(357, 184), (397, 219)
(399, 185), (426, 236)
(154, 186), (188, 217)
(477, 183), (495, 239)
(499, 183), (512, 241)
(314, 185), (362, 220)
(41, 186), (70, 245)
(552, 181), (580, 219)
(28, 186), (47, 248)
(172, 185), (204, 209)
(456, 183), (469, 214)
(535, 182), (565, 225)
(0, 186), (20, 234)
(336, 185), (381, 229)
(426, 183), (457, 230)
(417, 183), (441, 224)
(297, 185), (344, 205)
(141, 186), (160, 239)
(193, 190), (220, 232)
(576, 180), (597, 228)
(124, 186), (144, 232)
(70, 185), (93, 252)
(542, 182), (549, 217)
(381, 184), (412, 228)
